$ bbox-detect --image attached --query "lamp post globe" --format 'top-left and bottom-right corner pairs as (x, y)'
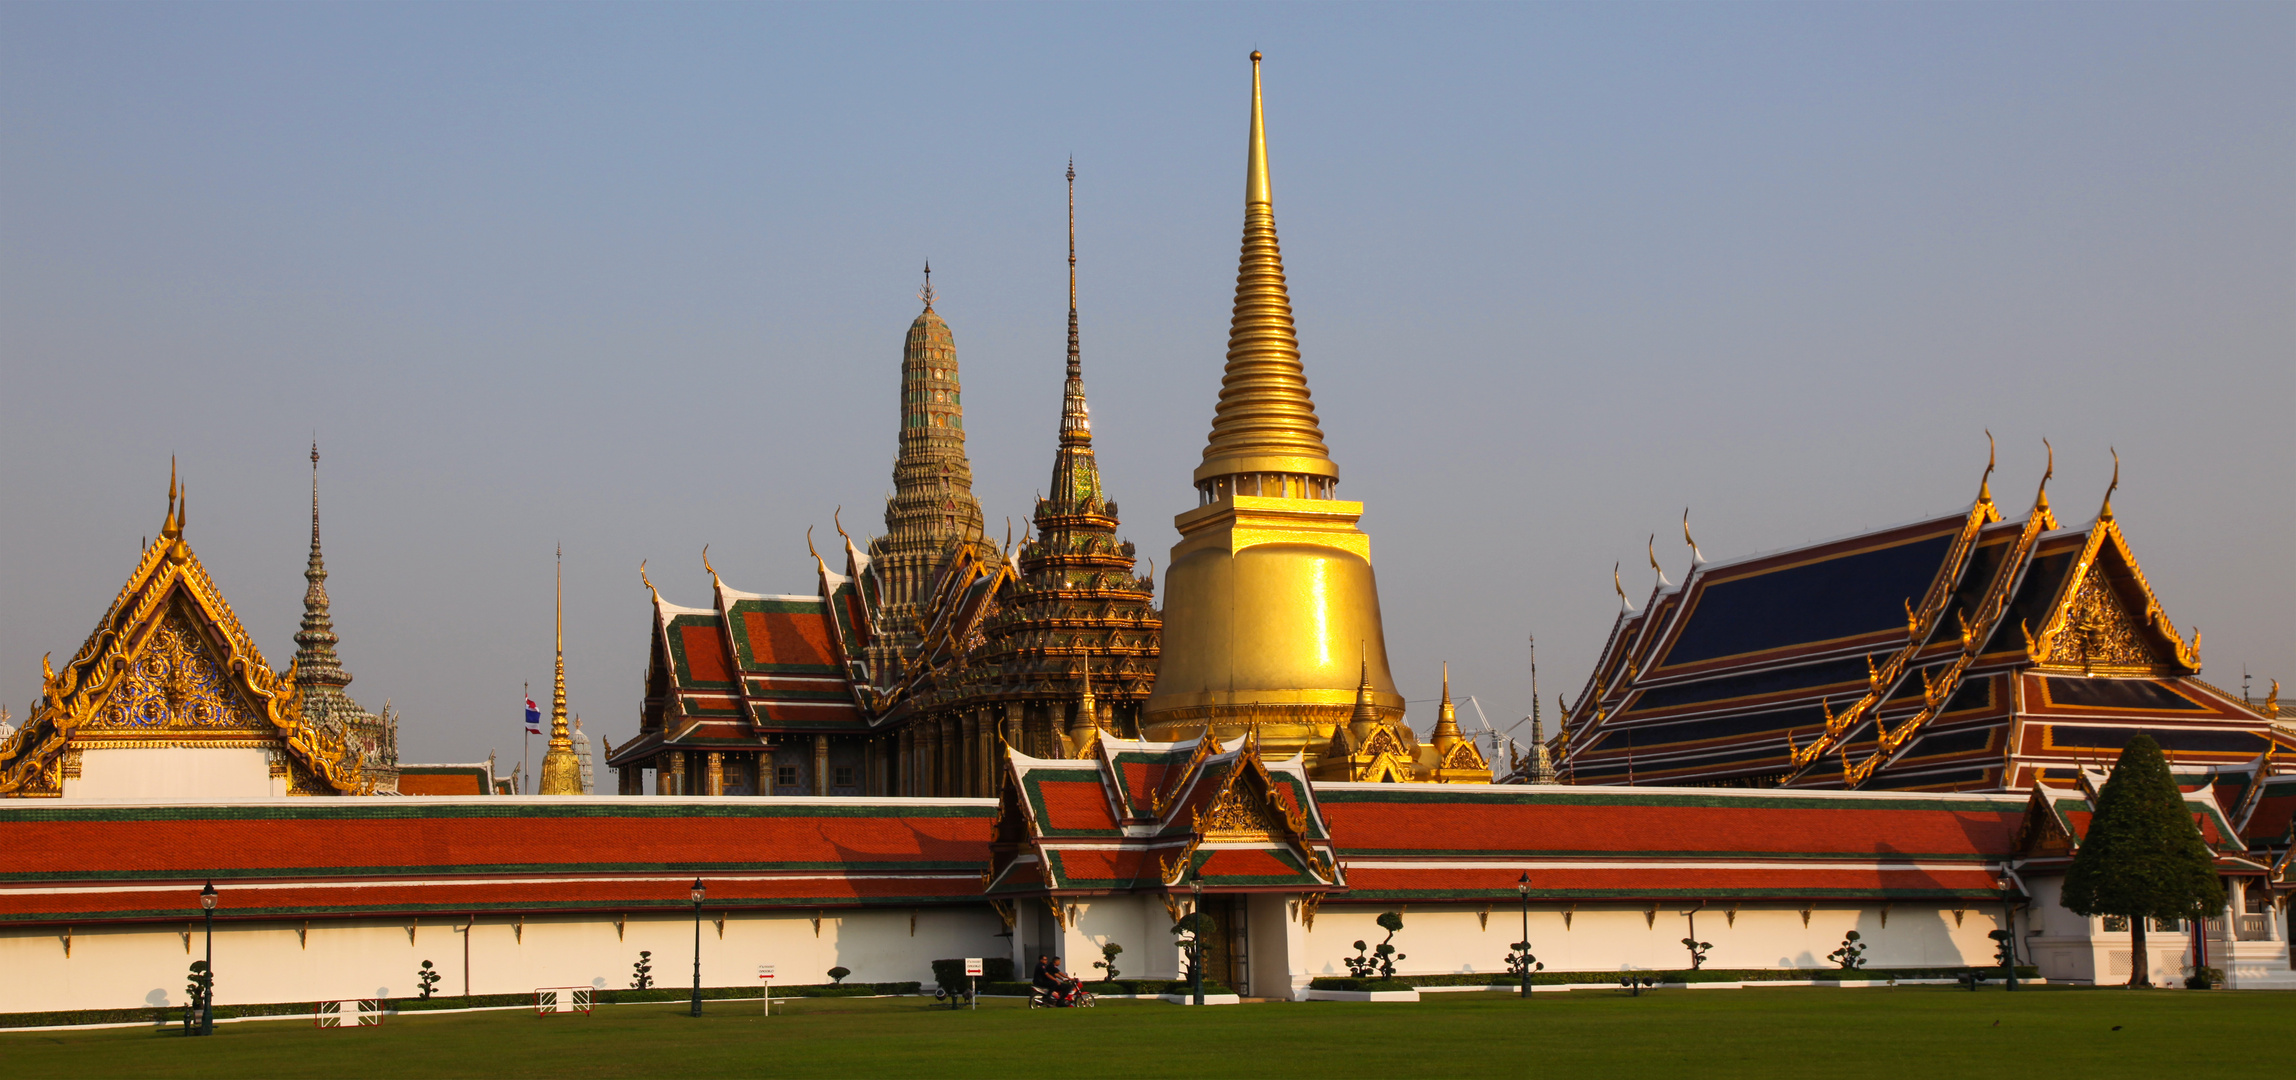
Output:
(689, 878), (706, 1017)
(1517, 871), (1531, 999)
(1188, 872), (1205, 1006)
(197, 881), (218, 1035)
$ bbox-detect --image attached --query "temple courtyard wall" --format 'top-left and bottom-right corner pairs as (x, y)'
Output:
(0, 906), (1006, 1015)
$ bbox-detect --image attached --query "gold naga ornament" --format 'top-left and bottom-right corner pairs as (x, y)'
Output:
(1143, 52), (1424, 776)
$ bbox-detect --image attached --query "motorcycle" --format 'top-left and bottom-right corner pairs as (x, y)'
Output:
(1027, 980), (1095, 1009)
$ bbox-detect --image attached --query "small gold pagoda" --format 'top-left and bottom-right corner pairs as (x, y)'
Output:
(537, 547), (583, 795)
(1143, 53), (1483, 784)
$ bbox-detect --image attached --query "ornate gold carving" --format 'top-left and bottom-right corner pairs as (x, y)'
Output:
(87, 614), (264, 732)
(1298, 891), (1323, 930)
(2048, 574), (2158, 673)
(1200, 781), (1281, 839)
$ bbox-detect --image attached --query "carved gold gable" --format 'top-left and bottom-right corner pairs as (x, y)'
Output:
(2038, 572), (2165, 676)
(1200, 779), (1282, 840)
(84, 609), (269, 737)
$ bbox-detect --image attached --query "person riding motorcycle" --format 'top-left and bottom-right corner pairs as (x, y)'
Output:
(1033, 954), (1082, 1006)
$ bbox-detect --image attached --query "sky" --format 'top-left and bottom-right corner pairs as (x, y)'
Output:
(3, 3), (2289, 769)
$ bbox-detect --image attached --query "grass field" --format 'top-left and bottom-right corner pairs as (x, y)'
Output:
(6, 987), (2287, 1079)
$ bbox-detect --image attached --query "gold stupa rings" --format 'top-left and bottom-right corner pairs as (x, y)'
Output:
(1194, 453), (1340, 486)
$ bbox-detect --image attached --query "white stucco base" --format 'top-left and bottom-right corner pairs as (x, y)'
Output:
(62, 747), (284, 800)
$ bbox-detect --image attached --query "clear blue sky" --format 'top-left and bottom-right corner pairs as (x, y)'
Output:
(4, 3), (2289, 765)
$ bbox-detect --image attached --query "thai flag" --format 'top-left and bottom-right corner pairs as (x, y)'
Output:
(525, 697), (543, 734)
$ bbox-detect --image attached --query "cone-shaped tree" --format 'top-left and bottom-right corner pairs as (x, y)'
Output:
(2058, 734), (2225, 987)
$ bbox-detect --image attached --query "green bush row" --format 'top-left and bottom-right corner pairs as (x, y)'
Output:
(974, 980), (1235, 997)
(1307, 966), (2041, 991)
(0, 982), (925, 1030)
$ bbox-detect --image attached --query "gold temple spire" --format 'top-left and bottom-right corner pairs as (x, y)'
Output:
(1194, 50), (1335, 488)
(1432, 661), (1463, 752)
(538, 545), (582, 794)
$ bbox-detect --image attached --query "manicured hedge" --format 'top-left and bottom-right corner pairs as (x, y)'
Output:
(930, 957), (1015, 990)
(1308, 966), (2041, 991)
(0, 983), (925, 1030)
(975, 980), (1235, 997)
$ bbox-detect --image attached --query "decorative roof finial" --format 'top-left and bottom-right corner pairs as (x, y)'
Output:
(1978, 429), (1997, 507)
(1613, 562), (1629, 612)
(161, 456), (179, 539)
(1683, 508), (1707, 565)
(2098, 447), (2119, 523)
(919, 260), (935, 311)
(638, 558), (657, 601)
(1648, 534), (1672, 589)
(2035, 438), (2054, 513)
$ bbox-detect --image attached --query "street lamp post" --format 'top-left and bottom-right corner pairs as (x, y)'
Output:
(1188, 872), (1204, 1006)
(1999, 878), (2020, 992)
(198, 881), (217, 1036)
(689, 878), (706, 1017)
(1518, 872), (1531, 999)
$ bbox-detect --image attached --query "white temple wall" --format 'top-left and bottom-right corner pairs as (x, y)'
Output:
(1062, 896), (1176, 982)
(0, 906), (1005, 1015)
(62, 747), (282, 800)
(1294, 903), (2011, 986)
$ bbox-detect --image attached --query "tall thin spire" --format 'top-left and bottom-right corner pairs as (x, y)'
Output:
(1064, 158), (1087, 444)
(294, 441), (350, 695)
(1048, 161), (1102, 511)
(538, 544), (582, 794)
(1194, 50), (1335, 487)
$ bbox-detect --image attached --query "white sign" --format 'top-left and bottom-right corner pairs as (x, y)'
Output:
(963, 957), (983, 977)
(757, 964), (776, 980)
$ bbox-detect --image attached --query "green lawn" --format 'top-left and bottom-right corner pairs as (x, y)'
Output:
(6, 987), (2287, 1079)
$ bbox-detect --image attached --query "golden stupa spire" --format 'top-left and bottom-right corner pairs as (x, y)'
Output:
(1432, 661), (1463, 752)
(538, 545), (582, 794)
(1193, 50), (1335, 488)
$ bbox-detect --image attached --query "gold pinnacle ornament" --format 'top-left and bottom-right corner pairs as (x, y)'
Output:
(538, 546), (583, 795)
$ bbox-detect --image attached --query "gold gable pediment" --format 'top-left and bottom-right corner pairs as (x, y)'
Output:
(2028, 520), (2197, 677)
(84, 608), (269, 736)
(0, 482), (369, 797)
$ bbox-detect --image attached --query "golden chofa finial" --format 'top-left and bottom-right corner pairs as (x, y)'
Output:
(638, 559), (657, 600)
(2035, 438), (2054, 512)
(2098, 447), (2119, 523)
(701, 544), (719, 586)
(1613, 562), (1629, 612)
(1192, 48), (1335, 490)
(1682, 508), (1707, 566)
(160, 456), (181, 539)
(1978, 429), (1997, 507)
(1648, 535), (1672, 589)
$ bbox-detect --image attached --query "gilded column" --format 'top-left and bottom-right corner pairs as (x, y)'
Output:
(958, 713), (978, 797)
(668, 751), (687, 796)
(813, 735), (830, 796)
(706, 751), (724, 797)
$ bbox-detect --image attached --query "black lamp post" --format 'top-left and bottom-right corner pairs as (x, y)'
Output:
(198, 880), (217, 1036)
(1998, 878), (2020, 992)
(1188, 871), (1205, 1006)
(1517, 872), (1531, 999)
(689, 878), (706, 1017)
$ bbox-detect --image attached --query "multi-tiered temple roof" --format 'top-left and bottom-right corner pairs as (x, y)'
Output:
(1544, 448), (2293, 792)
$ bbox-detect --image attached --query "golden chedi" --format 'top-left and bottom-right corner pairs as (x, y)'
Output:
(537, 548), (584, 795)
(1145, 52), (1453, 781)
